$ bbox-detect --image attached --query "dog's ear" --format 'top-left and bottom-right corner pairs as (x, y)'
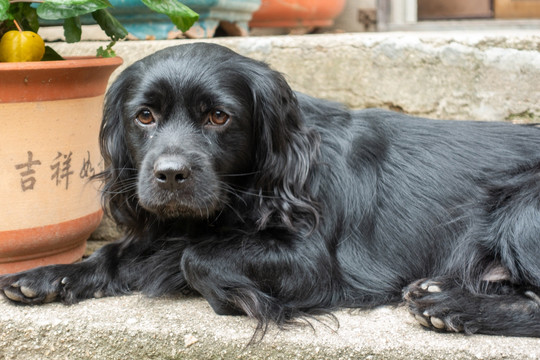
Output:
(244, 62), (320, 231)
(95, 69), (149, 232)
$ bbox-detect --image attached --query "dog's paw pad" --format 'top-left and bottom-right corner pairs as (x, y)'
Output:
(3, 287), (24, 302)
(420, 281), (442, 293)
(414, 314), (429, 327)
(20, 285), (38, 298)
(403, 278), (442, 301)
(413, 312), (456, 332)
(1, 280), (59, 304)
(43, 292), (58, 303)
(428, 316), (446, 329)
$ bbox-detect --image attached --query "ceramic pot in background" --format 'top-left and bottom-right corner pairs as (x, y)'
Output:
(0, 56), (122, 274)
(250, 0), (346, 28)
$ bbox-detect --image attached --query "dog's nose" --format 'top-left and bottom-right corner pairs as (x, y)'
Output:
(154, 157), (191, 190)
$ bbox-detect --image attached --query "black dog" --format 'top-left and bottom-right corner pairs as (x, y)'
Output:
(2, 43), (540, 338)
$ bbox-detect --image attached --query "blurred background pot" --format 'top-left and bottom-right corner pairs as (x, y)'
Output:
(106, 0), (261, 38)
(249, 0), (346, 28)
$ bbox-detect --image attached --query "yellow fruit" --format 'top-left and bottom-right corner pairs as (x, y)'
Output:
(0, 30), (45, 62)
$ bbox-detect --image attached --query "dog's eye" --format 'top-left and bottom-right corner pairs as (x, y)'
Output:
(136, 109), (155, 126)
(207, 110), (230, 126)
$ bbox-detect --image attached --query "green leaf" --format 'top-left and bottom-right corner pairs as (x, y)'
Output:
(0, 0), (10, 21)
(141, 0), (198, 32)
(96, 41), (116, 58)
(37, 0), (111, 20)
(63, 17), (82, 43)
(19, 4), (40, 32)
(4, 3), (39, 32)
(42, 46), (65, 61)
(91, 9), (128, 42)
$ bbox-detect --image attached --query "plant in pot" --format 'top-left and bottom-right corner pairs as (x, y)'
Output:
(0, 0), (198, 274)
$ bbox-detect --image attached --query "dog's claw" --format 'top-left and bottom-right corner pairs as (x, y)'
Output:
(525, 291), (540, 306)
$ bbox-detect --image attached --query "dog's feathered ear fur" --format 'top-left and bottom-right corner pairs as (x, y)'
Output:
(242, 61), (321, 231)
(95, 68), (151, 233)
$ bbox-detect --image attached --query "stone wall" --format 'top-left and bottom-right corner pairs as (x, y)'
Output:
(54, 31), (540, 123)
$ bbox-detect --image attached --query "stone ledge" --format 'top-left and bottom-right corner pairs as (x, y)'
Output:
(1, 294), (539, 359)
(49, 30), (540, 123)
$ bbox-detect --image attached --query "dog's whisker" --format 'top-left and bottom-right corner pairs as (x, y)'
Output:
(218, 170), (262, 177)
(219, 184), (281, 200)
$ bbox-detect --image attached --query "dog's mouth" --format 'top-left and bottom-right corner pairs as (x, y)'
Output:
(140, 197), (222, 219)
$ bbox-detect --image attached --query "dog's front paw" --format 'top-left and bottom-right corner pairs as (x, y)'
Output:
(1, 278), (60, 304)
(0, 266), (70, 305)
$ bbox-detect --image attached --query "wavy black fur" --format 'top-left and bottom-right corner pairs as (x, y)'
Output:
(2, 43), (540, 339)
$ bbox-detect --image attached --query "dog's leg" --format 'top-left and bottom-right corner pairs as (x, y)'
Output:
(0, 236), (187, 304)
(405, 164), (540, 337)
(181, 234), (335, 325)
(0, 241), (132, 304)
(487, 163), (540, 290)
(403, 276), (540, 337)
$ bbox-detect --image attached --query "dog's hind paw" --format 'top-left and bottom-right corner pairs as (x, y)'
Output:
(404, 277), (540, 337)
(413, 313), (448, 330)
(412, 310), (463, 333)
(403, 278), (465, 333)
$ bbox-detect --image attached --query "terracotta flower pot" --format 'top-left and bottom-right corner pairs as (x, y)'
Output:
(0, 56), (122, 274)
(249, 0), (346, 28)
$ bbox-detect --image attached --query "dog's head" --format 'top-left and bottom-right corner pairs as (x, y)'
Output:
(99, 43), (319, 231)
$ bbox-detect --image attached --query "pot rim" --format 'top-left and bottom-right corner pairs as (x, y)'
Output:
(0, 56), (123, 72)
(0, 56), (123, 102)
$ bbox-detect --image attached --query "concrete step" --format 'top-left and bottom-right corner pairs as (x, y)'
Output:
(1, 294), (539, 359)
